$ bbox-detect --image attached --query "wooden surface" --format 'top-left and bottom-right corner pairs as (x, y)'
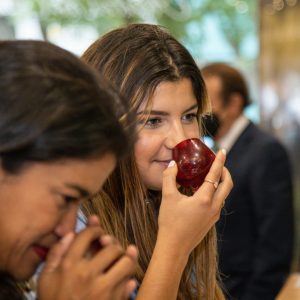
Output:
(276, 273), (300, 300)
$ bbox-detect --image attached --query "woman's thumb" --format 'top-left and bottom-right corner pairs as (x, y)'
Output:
(162, 160), (178, 197)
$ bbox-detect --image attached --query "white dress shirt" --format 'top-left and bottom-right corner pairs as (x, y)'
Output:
(217, 114), (250, 153)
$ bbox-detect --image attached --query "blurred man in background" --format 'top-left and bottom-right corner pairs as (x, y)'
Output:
(202, 63), (294, 300)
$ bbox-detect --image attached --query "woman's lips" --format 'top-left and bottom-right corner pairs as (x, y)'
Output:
(155, 160), (171, 167)
(33, 245), (49, 261)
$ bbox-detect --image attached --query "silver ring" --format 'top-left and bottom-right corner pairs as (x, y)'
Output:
(204, 179), (218, 189)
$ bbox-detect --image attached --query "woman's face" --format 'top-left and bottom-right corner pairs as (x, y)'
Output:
(0, 153), (115, 280)
(134, 78), (201, 190)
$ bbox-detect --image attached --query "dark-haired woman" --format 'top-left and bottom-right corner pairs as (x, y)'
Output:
(0, 40), (137, 300)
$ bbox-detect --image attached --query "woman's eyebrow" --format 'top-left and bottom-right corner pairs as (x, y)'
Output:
(183, 104), (198, 114)
(137, 110), (168, 116)
(137, 104), (198, 116)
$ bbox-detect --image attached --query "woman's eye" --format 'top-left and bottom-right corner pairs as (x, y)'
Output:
(144, 117), (162, 128)
(182, 113), (197, 123)
(63, 195), (79, 205)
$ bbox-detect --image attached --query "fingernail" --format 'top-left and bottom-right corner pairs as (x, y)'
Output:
(127, 245), (138, 258)
(168, 160), (176, 168)
(87, 215), (100, 227)
(100, 235), (113, 245)
(221, 148), (227, 156)
(61, 232), (74, 245)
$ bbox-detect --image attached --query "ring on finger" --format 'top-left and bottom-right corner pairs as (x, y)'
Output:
(204, 179), (219, 189)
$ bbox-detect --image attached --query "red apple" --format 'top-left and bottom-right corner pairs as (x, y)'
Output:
(172, 138), (215, 190)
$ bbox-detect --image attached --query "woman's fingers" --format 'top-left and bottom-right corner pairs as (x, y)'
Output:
(100, 234), (116, 247)
(39, 226), (138, 300)
(125, 245), (138, 261)
(43, 232), (75, 273)
(64, 226), (104, 260)
(212, 166), (233, 210)
(87, 215), (100, 227)
(194, 149), (226, 201)
(124, 279), (138, 299)
(104, 249), (137, 283)
(89, 243), (125, 274)
(89, 243), (138, 275)
(162, 160), (178, 198)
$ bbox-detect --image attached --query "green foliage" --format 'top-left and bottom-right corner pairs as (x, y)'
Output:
(201, 0), (257, 56)
(18, 0), (257, 59)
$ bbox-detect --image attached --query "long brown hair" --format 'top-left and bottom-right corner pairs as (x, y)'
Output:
(81, 24), (224, 300)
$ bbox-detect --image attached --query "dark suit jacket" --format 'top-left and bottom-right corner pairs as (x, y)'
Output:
(217, 122), (294, 300)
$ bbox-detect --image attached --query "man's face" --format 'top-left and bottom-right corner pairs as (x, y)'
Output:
(204, 75), (226, 119)
(204, 75), (233, 139)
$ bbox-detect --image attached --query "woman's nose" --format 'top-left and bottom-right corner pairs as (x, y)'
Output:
(55, 204), (78, 238)
(165, 122), (187, 149)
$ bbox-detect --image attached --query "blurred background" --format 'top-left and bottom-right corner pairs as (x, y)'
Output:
(0, 0), (299, 269)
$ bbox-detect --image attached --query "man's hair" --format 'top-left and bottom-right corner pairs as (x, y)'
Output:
(202, 62), (251, 108)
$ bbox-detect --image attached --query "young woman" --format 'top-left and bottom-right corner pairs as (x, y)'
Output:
(0, 40), (137, 300)
(82, 24), (233, 300)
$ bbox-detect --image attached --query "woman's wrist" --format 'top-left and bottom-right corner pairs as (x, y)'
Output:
(155, 231), (190, 266)
(136, 234), (190, 300)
